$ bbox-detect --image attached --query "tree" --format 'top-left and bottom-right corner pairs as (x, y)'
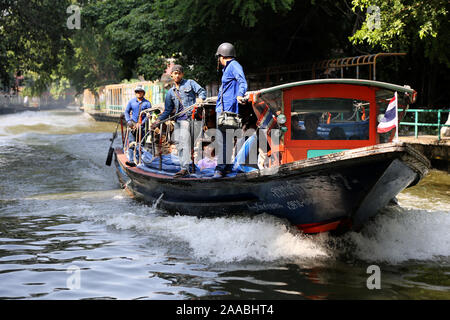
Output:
(73, 0), (356, 85)
(0, 0), (73, 94)
(350, 0), (450, 105)
(350, 0), (449, 67)
(59, 26), (121, 94)
(3, 0), (447, 106)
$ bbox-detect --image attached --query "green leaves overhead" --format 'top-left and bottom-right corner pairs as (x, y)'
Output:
(1, 0), (448, 106)
(163, 0), (294, 28)
(350, 0), (449, 67)
(67, 0), (304, 84)
(0, 0), (73, 92)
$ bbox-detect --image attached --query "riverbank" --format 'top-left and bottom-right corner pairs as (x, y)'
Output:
(399, 136), (450, 171)
(0, 103), (76, 115)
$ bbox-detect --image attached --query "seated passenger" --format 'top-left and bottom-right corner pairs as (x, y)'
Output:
(328, 127), (347, 140)
(293, 113), (323, 140)
(258, 149), (269, 169)
(197, 143), (217, 171)
(161, 142), (177, 156)
(291, 114), (303, 139)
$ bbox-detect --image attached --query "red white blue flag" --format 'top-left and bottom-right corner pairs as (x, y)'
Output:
(377, 92), (398, 134)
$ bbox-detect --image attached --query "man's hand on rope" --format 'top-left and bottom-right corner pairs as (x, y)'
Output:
(151, 120), (160, 130)
(127, 120), (137, 130)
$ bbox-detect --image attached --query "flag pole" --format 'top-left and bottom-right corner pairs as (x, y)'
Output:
(394, 92), (399, 142)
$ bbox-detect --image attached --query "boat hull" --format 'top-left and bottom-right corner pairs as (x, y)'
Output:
(87, 112), (120, 123)
(114, 142), (429, 233)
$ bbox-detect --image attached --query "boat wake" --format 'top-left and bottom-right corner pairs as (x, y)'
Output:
(96, 211), (330, 263)
(80, 193), (450, 265)
(4, 181), (449, 266)
(331, 205), (450, 264)
(0, 110), (115, 137)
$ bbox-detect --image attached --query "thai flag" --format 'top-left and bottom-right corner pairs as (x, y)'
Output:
(377, 92), (398, 134)
(253, 101), (277, 133)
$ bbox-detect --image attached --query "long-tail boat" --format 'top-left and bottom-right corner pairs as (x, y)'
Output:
(113, 79), (429, 234)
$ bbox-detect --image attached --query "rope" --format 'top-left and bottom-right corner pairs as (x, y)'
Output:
(157, 102), (203, 125)
(123, 103), (205, 167)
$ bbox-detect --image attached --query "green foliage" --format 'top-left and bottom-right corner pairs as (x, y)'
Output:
(59, 26), (121, 94)
(0, 0), (73, 94)
(350, 0), (449, 67)
(49, 77), (72, 100)
(69, 0), (312, 85)
(163, 0), (294, 28)
(2, 0), (448, 106)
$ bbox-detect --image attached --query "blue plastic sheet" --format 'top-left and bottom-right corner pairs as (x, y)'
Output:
(141, 151), (181, 172)
(233, 134), (259, 173)
(135, 136), (258, 178)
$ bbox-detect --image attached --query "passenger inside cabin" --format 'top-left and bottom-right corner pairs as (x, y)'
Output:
(291, 114), (303, 139)
(328, 127), (347, 140)
(292, 113), (323, 140)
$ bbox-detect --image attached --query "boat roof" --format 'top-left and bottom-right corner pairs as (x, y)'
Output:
(254, 78), (416, 95)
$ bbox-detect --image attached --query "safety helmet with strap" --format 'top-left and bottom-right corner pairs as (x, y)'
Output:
(215, 42), (236, 58)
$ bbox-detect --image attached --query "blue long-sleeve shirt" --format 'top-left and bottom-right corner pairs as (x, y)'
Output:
(158, 79), (206, 121)
(124, 97), (152, 123)
(216, 59), (247, 114)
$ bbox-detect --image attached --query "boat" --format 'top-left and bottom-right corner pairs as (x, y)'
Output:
(112, 79), (430, 234)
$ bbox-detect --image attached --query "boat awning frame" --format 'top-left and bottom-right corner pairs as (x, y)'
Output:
(253, 78), (416, 96)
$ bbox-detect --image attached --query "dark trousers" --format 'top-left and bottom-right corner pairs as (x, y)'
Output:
(215, 125), (234, 173)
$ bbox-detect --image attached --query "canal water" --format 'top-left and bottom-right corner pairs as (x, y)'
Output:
(0, 109), (449, 300)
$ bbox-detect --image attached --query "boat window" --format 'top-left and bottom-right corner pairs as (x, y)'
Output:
(291, 98), (370, 140)
(255, 90), (283, 121)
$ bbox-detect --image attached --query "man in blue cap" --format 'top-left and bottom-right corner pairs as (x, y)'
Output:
(214, 42), (248, 178)
(152, 65), (206, 177)
(124, 85), (152, 142)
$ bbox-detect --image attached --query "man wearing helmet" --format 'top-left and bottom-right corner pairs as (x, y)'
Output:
(214, 42), (248, 178)
(124, 85), (152, 141)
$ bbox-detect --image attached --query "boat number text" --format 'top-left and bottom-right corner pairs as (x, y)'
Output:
(270, 183), (306, 199)
(286, 200), (305, 210)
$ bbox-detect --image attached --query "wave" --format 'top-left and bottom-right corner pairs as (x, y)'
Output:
(81, 195), (450, 265)
(0, 110), (115, 136)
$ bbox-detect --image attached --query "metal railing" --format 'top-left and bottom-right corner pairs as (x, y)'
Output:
(399, 109), (450, 140)
(248, 52), (407, 83)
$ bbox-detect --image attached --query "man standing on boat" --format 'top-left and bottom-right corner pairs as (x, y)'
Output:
(151, 65), (206, 178)
(214, 42), (248, 178)
(124, 85), (152, 143)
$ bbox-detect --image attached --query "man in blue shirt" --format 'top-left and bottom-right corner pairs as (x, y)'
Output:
(152, 65), (206, 177)
(124, 85), (152, 143)
(214, 42), (248, 178)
